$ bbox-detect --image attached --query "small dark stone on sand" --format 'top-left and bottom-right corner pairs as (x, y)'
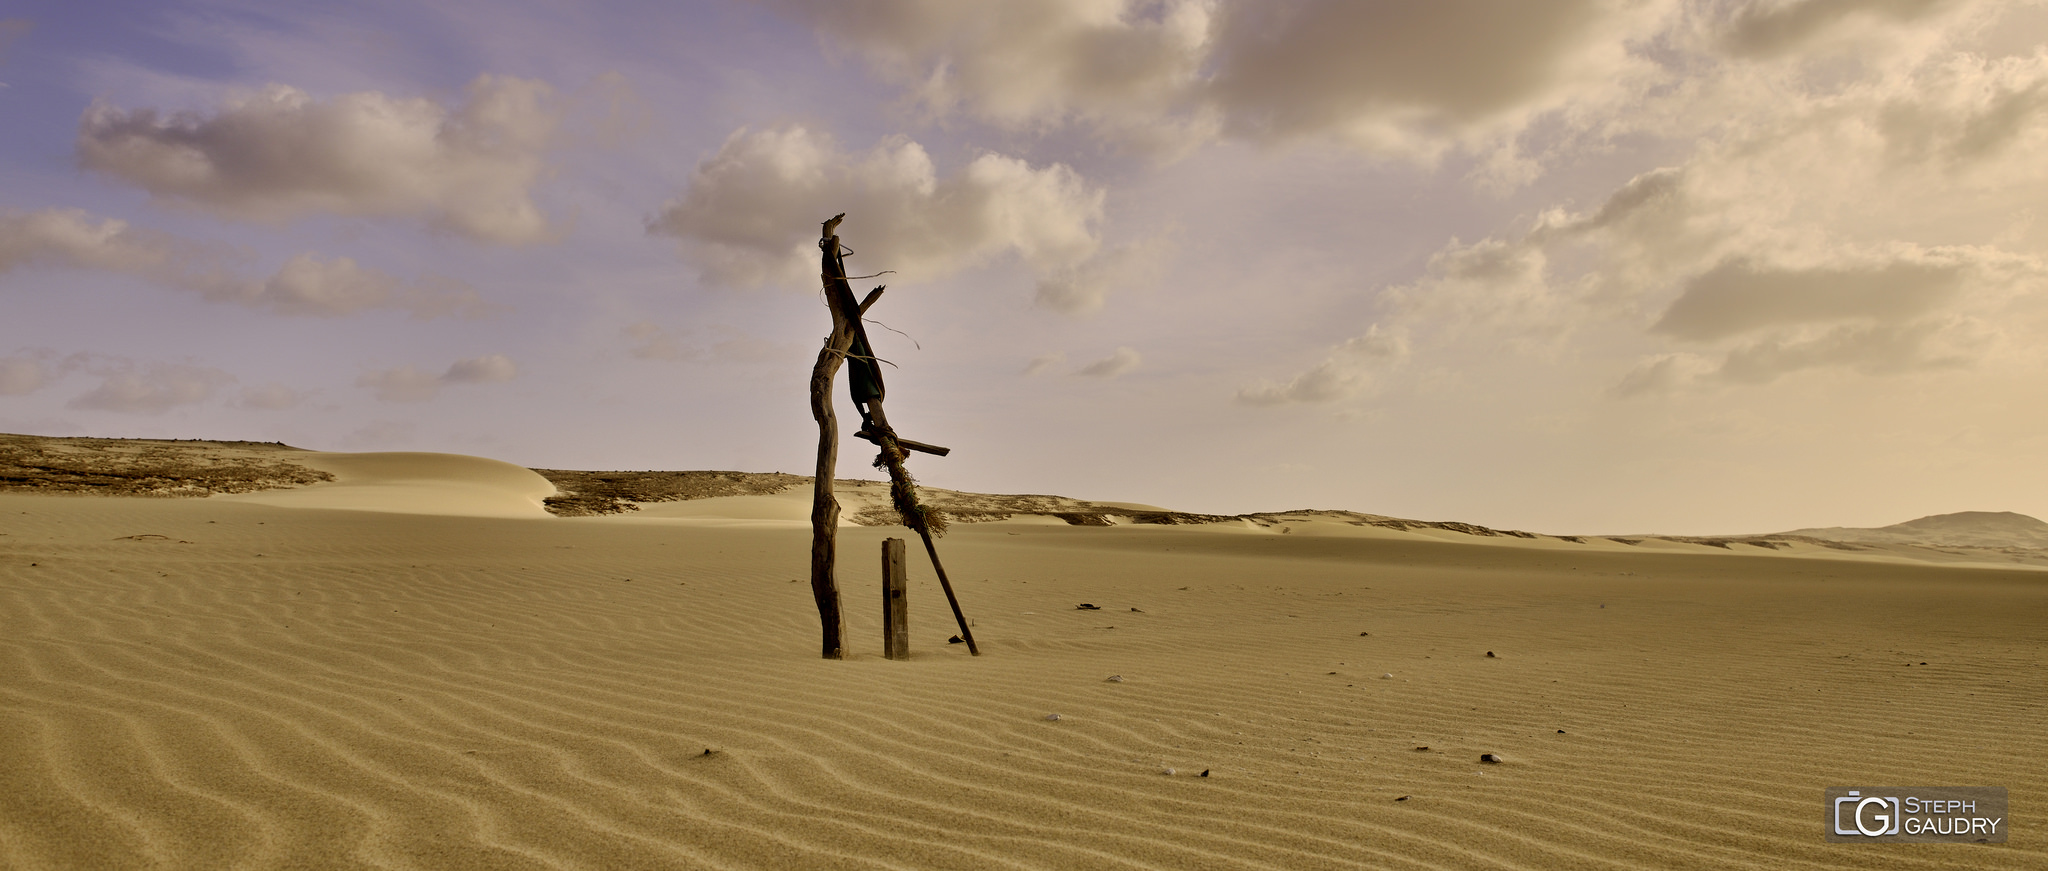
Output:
(1395, 795), (1410, 801)
(1359, 631), (1369, 636)
(947, 635), (965, 644)
(1130, 607), (1143, 612)
(1557, 729), (1566, 734)
(1414, 746), (1429, 752)
(1076, 603), (1101, 610)
(1200, 769), (1210, 777)
(701, 748), (717, 757)
(1480, 753), (1502, 763)
(1486, 651), (1496, 658)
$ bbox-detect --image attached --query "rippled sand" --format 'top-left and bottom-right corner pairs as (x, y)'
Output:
(0, 454), (2041, 869)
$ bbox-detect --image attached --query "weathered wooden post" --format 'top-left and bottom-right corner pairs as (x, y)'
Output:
(882, 538), (908, 660)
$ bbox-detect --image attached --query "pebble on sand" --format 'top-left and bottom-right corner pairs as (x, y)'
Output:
(1480, 753), (1503, 763)
(1045, 713), (1063, 721)
(1485, 651), (1496, 658)
(1105, 675), (1125, 682)
(1381, 673), (1393, 679)
(1395, 795), (1411, 801)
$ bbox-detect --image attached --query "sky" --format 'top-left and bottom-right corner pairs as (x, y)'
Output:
(5, 0), (2048, 535)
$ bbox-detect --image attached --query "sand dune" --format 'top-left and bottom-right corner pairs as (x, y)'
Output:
(216, 451), (558, 519)
(1783, 510), (2048, 549)
(1, 442), (2042, 868)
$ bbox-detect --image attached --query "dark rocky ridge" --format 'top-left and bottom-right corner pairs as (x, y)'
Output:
(0, 433), (332, 496)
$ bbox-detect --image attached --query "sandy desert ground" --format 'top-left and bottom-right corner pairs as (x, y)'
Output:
(0, 438), (2042, 869)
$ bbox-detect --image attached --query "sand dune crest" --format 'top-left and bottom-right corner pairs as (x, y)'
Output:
(216, 451), (556, 518)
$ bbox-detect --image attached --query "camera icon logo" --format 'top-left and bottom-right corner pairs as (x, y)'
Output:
(1834, 791), (1902, 837)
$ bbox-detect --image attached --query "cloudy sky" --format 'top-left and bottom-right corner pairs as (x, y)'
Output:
(5, 0), (2048, 534)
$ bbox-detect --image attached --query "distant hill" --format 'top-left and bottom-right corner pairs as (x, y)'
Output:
(1781, 511), (2048, 549)
(8, 432), (2045, 560)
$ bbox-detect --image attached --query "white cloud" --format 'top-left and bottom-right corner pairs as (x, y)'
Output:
(0, 208), (196, 276)
(250, 254), (495, 319)
(69, 363), (233, 414)
(1235, 325), (1406, 405)
(1075, 346), (1141, 377)
(1033, 235), (1172, 315)
(649, 124), (1104, 289)
(1712, 319), (1973, 383)
(233, 383), (308, 410)
(1238, 12), (2048, 403)
(0, 351), (86, 397)
(0, 355), (51, 395)
(771, 0), (1674, 164)
(769, 0), (1220, 152)
(1720, 0), (1969, 59)
(443, 354), (518, 384)
(1023, 352), (1064, 375)
(1234, 359), (1366, 406)
(358, 354), (517, 402)
(77, 75), (563, 244)
(1610, 353), (1705, 398)
(769, 0), (2041, 200)
(1207, 0), (1667, 157)
(0, 208), (494, 318)
(1652, 256), (1964, 341)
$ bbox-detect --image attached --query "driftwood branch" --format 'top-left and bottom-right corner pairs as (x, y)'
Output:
(808, 214), (858, 659)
